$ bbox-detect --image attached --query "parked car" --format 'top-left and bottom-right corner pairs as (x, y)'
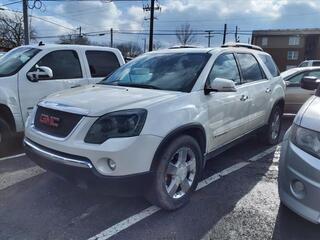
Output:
(279, 76), (320, 223)
(24, 43), (285, 210)
(281, 67), (320, 113)
(0, 44), (124, 150)
(298, 60), (320, 67)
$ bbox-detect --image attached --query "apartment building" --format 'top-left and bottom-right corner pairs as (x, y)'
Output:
(252, 28), (320, 71)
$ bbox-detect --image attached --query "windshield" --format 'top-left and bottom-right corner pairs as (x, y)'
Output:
(100, 52), (210, 92)
(0, 47), (41, 77)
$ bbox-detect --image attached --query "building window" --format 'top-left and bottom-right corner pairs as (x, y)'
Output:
(289, 36), (300, 46)
(261, 37), (268, 46)
(287, 51), (299, 60)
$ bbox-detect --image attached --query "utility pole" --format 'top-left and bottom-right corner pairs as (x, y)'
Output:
(205, 30), (213, 47)
(143, 0), (161, 52)
(235, 26), (238, 42)
(23, 0), (29, 45)
(110, 28), (113, 47)
(222, 23), (227, 44)
(78, 26), (82, 36)
(148, 0), (154, 52)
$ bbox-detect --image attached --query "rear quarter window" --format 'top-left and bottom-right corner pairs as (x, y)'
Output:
(258, 54), (280, 77)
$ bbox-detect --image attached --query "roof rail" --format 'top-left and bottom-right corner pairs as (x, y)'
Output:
(221, 42), (263, 51)
(168, 45), (199, 49)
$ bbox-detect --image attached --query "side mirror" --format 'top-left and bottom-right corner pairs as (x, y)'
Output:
(27, 65), (53, 82)
(301, 76), (320, 90)
(205, 78), (237, 94)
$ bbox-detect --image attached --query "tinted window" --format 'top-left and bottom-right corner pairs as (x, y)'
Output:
(307, 70), (320, 78)
(312, 61), (320, 67)
(258, 54), (280, 77)
(237, 53), (264, 82)
(86, 51), (120, 77)
(299, 62), (308, 67)
(208, 54), (240, 84)
(33, 50), (82, 80)
(101, 53), (210, 92)
(0, 47), (40, 77)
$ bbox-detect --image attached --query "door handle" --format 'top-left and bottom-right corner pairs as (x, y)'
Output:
(240, 95), (249, 101)
(265, 88), (272, 93)
(70, 84), (81, 88)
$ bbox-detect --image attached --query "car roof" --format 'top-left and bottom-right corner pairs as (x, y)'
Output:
(145, 46), (264, 55)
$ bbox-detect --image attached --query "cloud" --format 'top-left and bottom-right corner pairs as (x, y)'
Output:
(4, 0), (320, 47)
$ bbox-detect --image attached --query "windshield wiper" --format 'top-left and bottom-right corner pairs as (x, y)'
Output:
(117, 83), (160, 90)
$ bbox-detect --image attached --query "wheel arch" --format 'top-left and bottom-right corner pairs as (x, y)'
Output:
(0, 104), (16, 131)
(150, 123), (206, 172)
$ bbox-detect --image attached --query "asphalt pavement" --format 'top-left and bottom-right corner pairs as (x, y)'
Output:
(1, 116), (320, 240)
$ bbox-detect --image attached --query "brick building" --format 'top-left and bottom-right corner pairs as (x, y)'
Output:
(252, 28), (320, 71)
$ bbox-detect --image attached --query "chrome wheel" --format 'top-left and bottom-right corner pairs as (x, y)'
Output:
(271, 111), (281, 140)
(165, 147), (196, 199)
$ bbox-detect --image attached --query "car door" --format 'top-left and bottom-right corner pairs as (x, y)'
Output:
(84, 50), (121, 84)
(18, 49), (87, 123)
(235, 53), (271, 131)
(205, 53), (251, 150)
(285, 70), (317, 113)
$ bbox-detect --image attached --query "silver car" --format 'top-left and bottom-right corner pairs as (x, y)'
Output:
(279, 76), (320, 223)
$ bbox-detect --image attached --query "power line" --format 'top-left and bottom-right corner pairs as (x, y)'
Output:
(0, 0), (22, 7)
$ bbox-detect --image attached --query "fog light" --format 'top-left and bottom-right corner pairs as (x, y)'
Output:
(291, 180), (306, 199)
(108, 159), (116, 171)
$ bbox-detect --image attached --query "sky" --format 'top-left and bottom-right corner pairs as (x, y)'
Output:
(1, 0), (320, 49)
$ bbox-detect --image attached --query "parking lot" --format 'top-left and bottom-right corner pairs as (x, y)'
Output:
(0, 116), (319, 240)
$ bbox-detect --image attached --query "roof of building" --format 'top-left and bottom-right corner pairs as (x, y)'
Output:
(252, 28), (320, 36)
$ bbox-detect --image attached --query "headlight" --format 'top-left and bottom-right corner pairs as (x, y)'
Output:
(291, 124), (320, 158)
(84, 109), (147, 144)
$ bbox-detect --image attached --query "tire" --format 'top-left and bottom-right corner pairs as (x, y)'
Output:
(259, 105), (283, 145)
(146, 135), (203, 210)
(0, 118), (13, 152)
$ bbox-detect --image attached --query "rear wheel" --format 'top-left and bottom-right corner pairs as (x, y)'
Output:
(0, 118), (13, 152)
(259, 105), (283, 145)
(146, 135), (203, 210)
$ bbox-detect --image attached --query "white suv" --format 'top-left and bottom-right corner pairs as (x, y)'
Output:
(24, 44), (285, 210)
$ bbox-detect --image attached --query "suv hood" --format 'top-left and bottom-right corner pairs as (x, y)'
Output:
(295, 96), (320, 132)
(39, 84), (182, 116)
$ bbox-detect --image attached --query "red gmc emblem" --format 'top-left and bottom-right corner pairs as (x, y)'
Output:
(39, 113), (60, 128)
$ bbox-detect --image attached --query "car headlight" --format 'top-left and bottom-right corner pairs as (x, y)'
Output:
(84, 109), (147, 144)
(291, 124), (320, 158)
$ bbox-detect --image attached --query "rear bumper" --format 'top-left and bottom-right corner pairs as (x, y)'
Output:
(24, 138), (152, 196)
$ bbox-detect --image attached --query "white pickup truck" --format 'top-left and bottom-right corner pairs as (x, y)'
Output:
(0, 44), (125, 150)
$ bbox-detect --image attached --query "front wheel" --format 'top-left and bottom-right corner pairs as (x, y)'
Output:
(259, 105), (283, 145)
(0, 118), (13, 152)
(146, 135), (203, 210)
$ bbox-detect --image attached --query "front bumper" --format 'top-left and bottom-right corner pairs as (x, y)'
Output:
(24, 138), (152, 196)
(279, 136), (320, 224)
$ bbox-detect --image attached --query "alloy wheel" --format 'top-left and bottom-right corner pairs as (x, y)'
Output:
(271, 111), (281, 140)
(165, 147), (197, 199)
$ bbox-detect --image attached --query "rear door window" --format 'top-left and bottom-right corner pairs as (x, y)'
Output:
(312, 61), (320, 67)
(236, 53), (265, 82)
(86, 51), (120, 78)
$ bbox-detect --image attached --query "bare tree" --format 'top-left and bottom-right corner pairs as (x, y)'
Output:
(57, 34), (91, 45)
(153, 40), (163, 50)
(115, 42), (143, 58)
(175, 23), (196, 46)
(0, 13), (36, 48)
